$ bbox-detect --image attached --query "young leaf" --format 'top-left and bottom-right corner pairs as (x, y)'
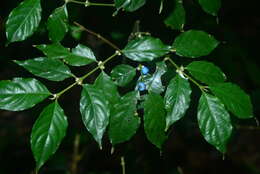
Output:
(136, 62), (167, 94)
(47, 5), (69, 42)
(144, 93), (167, 149)
(14, 57), (73, 81)
(209, 83), (253, 119)
(80, 84), (110, 148)
(111, 64), (136, 86)
(6, 0), (42, 43)
(114, 0), (146, 12)
(198, 0), (221, 16)
(197, 93), (232, 153)
(123, 36), (171, 62)
(173, 30), (219, 58)
(164, 0), (186, 31)
(0, 78), (51, 111)
(186, 61), (226, 85)
(164, 75), (191, 131)
(109, 91), (140, 145)
(31, 101), (68, 171)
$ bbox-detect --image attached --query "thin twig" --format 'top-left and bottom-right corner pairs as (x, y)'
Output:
(121, 156), (126, 174)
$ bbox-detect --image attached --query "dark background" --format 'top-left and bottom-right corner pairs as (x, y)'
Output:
(0, 0), (260, 174)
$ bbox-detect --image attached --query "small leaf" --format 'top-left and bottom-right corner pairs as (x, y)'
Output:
(109, 91), (140, 145)
(123, 36), (171, 62)
(164, 75), (191, 131)
(31, 101), (68, 171)
(186, 61), (226, 85)
(136, 61), (167, 94)
(198, 0), (221, 16)
(80, 84), (110, 147)
(144, 93), (167, 149)
(111, 64), (136, 86)
(209, 83), (253, 119)
(14, 57), (73, 81)
(47, 5), (69, 42)
(173, 30), (219, 58)
(197, 93), (232, 153)
(114, 0), (146, 12)
(6, 0), (42, 43)
(164, 0), (186, 31)
(0, 78), (51, 111)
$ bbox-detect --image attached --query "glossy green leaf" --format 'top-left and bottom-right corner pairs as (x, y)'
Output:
(197, 93), (232, 153)
(14, 57), (73, 81)
(209, 83), (253, 119)
(109, 91), (140, 145)
(94, 72), (120, 105)
(164, 0), (186, 30)
(31, 101), (68, 171)
(123, 36), (171, 62)
(186, 61), (226, 85)
(6, 0), (42, 43)
(36, 43), (96, 66)
(114, 0), (146, 12)
(136, 62), (166, 94)
(173, 30), (219, 58)
(111, 64), (136, 86)
(80, 84), (110, 148)
(144, 93), (167, 149)
(47, 5), (69, 42)
(164, 75), (191, 131)
(0, 78), (51, 111)
(198, 0), (221, 16)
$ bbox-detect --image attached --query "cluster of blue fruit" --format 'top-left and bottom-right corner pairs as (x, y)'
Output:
(137, 66), (149, 91)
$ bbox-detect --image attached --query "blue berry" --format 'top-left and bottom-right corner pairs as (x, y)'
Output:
(141, 66), (149, 75)
(138, 82), (146, 91)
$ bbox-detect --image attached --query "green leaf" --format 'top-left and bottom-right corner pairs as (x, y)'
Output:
(47, 5), (69, 42)
(164, 0), (186, 31)
(14, 57), (73, 81)
(197, 93), (232, 153)
(144, 93), (167, 149)
(123, 36), (171, 62)
(111, 64), (136, 86)
(198, 0), (221, 16)
(31, 101), (68, 171)
(94, 72), (120, 105)
(0, 78), (51, 111)
(6, 0), (42, 43)
(136, 62), (167, 94)
(173, 30), (219, 58)
(36, 43), (96, 66)
(80, 84), (110, 148)
(109, 91), (140, 145)
(114, 0), (146, 12)
(186, 61), (226, 85)
(209, 83), (253, 119)
(164, 75), (191, 131)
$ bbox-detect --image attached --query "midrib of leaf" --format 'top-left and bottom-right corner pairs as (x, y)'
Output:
(12, 0), (40, 41)
(124, 48), (169, 53)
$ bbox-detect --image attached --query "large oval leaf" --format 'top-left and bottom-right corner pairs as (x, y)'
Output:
(186, 61), (226, 85)
(31, 101), (68, 171)
(123, 36), (171, 62)
(144, 93), (167, 149)
(0, 78), (51, 111)
(6, 0), (42, 43)
(47, 5), (69, 42)
(164, 75), (191, 131)
(111, 64), (136, 86)
(198, 0), (221, 16)
(109, 91), (140, 145)
(197, 93), (233, 153)
(209, 83), (253, 119)
(173, 30), (219, 58)
(14, 57), (73, 81)
(80, 84), (110, 148)
(164, 0), (186, 31)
